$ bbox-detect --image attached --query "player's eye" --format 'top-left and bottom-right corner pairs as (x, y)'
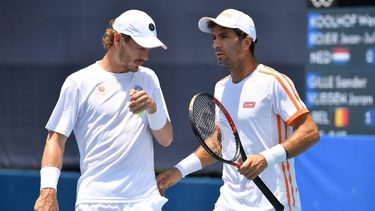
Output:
(219, 35), (228, 40)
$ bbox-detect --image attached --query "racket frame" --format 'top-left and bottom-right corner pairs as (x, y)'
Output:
(189, 93), (241, 166)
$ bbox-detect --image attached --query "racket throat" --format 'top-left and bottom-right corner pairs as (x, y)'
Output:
(232, 161), (241, 169)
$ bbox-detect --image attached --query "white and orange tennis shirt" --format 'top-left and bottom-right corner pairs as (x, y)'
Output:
(214, 64), (308, 211)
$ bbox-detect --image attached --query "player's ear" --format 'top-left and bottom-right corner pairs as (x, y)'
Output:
(243, 36), (252, 49)
(114, 33), (123, 46)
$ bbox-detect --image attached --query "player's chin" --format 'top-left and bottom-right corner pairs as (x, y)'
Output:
(131, 62), (144, 71)
(217, 60), (229, 67)
(129, 65), (140, 72)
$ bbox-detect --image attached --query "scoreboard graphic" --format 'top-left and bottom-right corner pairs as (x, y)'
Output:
(306, 7), (375, 136)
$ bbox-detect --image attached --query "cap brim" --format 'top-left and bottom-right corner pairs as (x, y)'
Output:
(132, 37), (167, 49)
(198, 17), (236, 33)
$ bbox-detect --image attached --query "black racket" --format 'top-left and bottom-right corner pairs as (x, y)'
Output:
(188, 92), (284, 211)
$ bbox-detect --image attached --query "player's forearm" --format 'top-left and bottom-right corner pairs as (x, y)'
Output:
(152, 120), (173, 147)
(283, 114), (319, 159)
(194, 146), (216, 168)
(148, 100), (173, 147)
(41, 132), (67, 169)
(38, 132), (67, 192)
(173, 146), (216, 178)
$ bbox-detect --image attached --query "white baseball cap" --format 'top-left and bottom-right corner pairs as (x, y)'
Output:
(198, 9), (257, 41)
(112, 10), (167, 49)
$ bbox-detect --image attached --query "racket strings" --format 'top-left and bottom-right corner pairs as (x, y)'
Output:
(192, 95), (238, 161)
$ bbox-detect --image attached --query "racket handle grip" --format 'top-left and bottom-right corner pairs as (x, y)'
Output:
(253, 176), (285, 211)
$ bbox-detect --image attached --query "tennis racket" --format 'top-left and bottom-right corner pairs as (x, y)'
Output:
(188, 92), (284, 211)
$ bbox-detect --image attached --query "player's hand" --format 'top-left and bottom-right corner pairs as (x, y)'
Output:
(237, 154), (267, 180)
(34, 188), (59, 211)
(129, 89), (156, 114)
(156, 168), (182, 196)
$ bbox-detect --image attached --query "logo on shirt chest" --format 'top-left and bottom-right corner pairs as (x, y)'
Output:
(242, 101), (256, 108)
(97, 85), (106, 96)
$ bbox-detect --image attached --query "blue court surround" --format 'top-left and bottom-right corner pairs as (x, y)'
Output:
(296, 135), (375, 211)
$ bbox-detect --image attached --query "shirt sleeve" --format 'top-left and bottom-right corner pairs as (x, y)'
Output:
(45, 78), (80, 137)
(272, 74), (309, 125)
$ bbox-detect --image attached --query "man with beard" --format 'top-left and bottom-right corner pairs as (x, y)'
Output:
(34, 9), (173, 211)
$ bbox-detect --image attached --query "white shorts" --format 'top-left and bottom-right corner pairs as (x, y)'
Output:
(75, 196), (168, 211)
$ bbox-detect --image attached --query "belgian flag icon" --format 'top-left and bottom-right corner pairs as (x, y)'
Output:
(334, 107), (349, 128)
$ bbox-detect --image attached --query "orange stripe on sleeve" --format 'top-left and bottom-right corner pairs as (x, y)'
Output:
(258, 69), (301, 111)
(285, 108), (309, 126)
(281, 74), (304, 108)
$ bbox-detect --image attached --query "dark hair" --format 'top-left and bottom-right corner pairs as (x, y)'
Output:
(234, 28), (256, 56)
(207, 21), (256, 57)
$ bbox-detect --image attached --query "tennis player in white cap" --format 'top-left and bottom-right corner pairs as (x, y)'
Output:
(34, 9), (173, 211)
(157, 8), (319, 211)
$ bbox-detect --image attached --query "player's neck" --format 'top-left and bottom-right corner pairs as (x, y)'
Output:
(229, 57), (257, 83)
(99, 51), (130, 74)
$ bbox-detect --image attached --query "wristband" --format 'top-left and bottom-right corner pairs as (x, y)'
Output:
(175, 153), (202, 178)
(147, 108), (167, 130)
(40, 166), (61, 190)
(260, 144), (287, 168)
